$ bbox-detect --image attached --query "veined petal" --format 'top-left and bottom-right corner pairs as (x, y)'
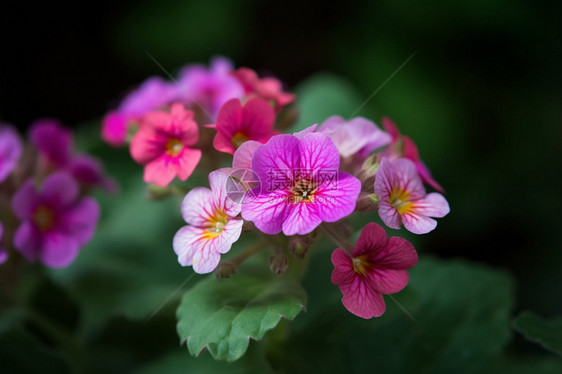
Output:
(298, 133), (340, 175)
(281, 202), (322, 236)
(174, 148), (202, 182)
(401, 212), (437, 234)
(354, 222), (387, 257)
(314, 171), (361, 222)
(252, 134), (300, 189)
(180, 187), (214, 226)
(209, 170), (241, 217)
(367, 268), (409, 295)
(370, 236), (418, 269)
(331, 248), (354, 285)
(413, 192), (450, 218)
(241, 189), (291, 235)
(378, 200), (401, 230)
(213, 218), (243, 254)
(232, 140), (261, 170)
(389, 158), (426, 200)
(340, 276), (386, 319)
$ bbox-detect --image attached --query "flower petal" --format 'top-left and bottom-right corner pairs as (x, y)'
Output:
(41, 171), (80, 208)
(298, 132), (340, 174)
(331, 248), (354, 285)
(180, 187), (214, 226)
(414, 192), (450, 218)
(174, 148), (202, 182)
(281, 203), (322, 236)
(232, 140), (261, 170)
(11, 179), (40, 220)
(340, 276), (386, 319)
(13, 222), (41, 262)
(378, 200), (401, 230)
(40, 232), (80, 268)
(241, 190), (291, 235)
(314, 171), (361, 222)
(401, 212), (437, 234)
(367, 268), (410, 294)
(354, 222), (387, 257)
(143, 155), (178, 187)
(58, 197), (100, 246)
(252, 134), (300, 190)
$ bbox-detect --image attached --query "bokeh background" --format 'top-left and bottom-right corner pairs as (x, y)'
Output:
(1, 0), (561, 372)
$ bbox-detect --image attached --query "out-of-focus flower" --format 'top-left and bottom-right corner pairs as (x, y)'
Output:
(0, 222), (7, 265)
(318, 116), (392, 158)
(11, 171), (100, 268)
(177, 57), (244, 120)
(375, 158), (449, 234)
(0, 123), (23, 183)
(331, 222), (418, 319)
(173, 170), (243, 274)
(232, 67), (295, 111)
(381, 117), (444, 192)
(30, 119), (115, 192)
(241, 133), (361, 235)
(101, 77), (178, 147)
(207, 98), (278, 155)
(232, 140), (261, 170)
(130, 103), (201, 187)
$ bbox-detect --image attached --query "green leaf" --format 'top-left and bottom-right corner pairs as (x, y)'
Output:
(176, 270), (306, 363)
(291, 73), (367, 133)
(513, 311), (562, 356)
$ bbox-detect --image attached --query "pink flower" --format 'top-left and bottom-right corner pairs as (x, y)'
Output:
(382, 117), (444, 192)
(375, 158), (449, 234)
(331, 222), (418, 319)
(207, 98), (278, 155)
(173, 170), (243, 274)
(11, 171), (100, 268)
(0, 123), (23, 183)
(0, 222), (7, 265)
(177, 57), (244, 120)
(232, 67), (295, 111)
(30, 119), (116, 192)
(130, 103), (201, 187)
(241, 133), (361, 235)
(102, 77), (179, 147)
(318, 116), (392, 158)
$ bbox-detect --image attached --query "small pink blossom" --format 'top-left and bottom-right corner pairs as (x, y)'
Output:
(11, 171), (100, 268)
(0, 123), (23, 183)
(382, 117), (444, 192)
(130, 103), (201, 187)
(331, 222), (418, 319)
(232, 67), (295, 111)
(173, 170), (243, 274)
(177, 57), (244, 120)
(318, 116), (392, 158)
(101, 112), (129, 147)
(207, 98), (278, 155)
(374, 158), (449, 234)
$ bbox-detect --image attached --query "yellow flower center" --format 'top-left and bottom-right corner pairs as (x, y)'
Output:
(33, 205), (54, 231)
(291, 178), (317, 204)
(231, 132), (249, 149)
(389, 188), (413, 215)
(166, 138), (184, 156)
(202, 209), (229, 239)
(352, 255), (370, 276)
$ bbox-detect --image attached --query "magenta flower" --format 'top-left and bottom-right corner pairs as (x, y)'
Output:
(232, 67), (295, 111)
(130, 103), (201, 187)
(0, 123), (23, 183)
(375, 157), (449, 234)
(177, 57), (244, 120)
(0, 222), (7, 265)
(318, 116), (392, 158)
(11, 171), (100, 268)
(331, 222), (418, 319)
(382, 117), (444, 192)
(207, 98), (278, 155)
(241, 133), (361, 235)
(173, 170), (243, 274)
(101, 111), (128, 147)
(30, 119), (115, 192)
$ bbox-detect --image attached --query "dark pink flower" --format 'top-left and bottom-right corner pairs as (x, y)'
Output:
(375, 158), (449, 234)
(101, 111), (129, 147)
(11, 172), (100, 268)
(130, 103), (201, 187)
(0, 123), (23, 183)
(331, 222), (418, 319)
(207, 98), (278, 155)
(382, 117), (444, 192)
(233, 67), (295, 111)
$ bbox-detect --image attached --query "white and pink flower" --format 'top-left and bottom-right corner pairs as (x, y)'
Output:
(173, 171), (243, 274)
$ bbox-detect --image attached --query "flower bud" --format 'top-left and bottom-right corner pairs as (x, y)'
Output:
(355, 192), (380, 212)
(289, 232), (316, 259)
(215, 262), (236, 279)
(269, 254), (289, 275)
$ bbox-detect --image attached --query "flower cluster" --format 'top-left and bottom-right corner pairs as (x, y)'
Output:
(0, 120), (112, 267)
(101, 56), (449, 319)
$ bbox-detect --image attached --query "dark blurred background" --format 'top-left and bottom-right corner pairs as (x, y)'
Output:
(1, 0), (561, 319)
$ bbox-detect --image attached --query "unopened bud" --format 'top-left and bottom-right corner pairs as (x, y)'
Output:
(146, 184), (173, 200)
(215, 262), (236, 279)
(269, 254), (289, 275)
(360, 155), (380, 181)
(355, 192), (380, 212)
(289, 233), (316, 259)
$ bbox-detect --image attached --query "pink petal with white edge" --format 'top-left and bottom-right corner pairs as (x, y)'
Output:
(173, 225), (203, 266)
(282, 203), (322, 236)
(214, 218), (243, 254)
(414, 192), (450, 218)
(377, 200), (401, 230)
(340, 276), (386, 319)
(232, 140), (261, 170)
(401, 212), (438, 234)
(388, 158), (426, 200)
(180, 187), (215, 226)
(40, 232), (80, 268)
(209, 170), (241, 217)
